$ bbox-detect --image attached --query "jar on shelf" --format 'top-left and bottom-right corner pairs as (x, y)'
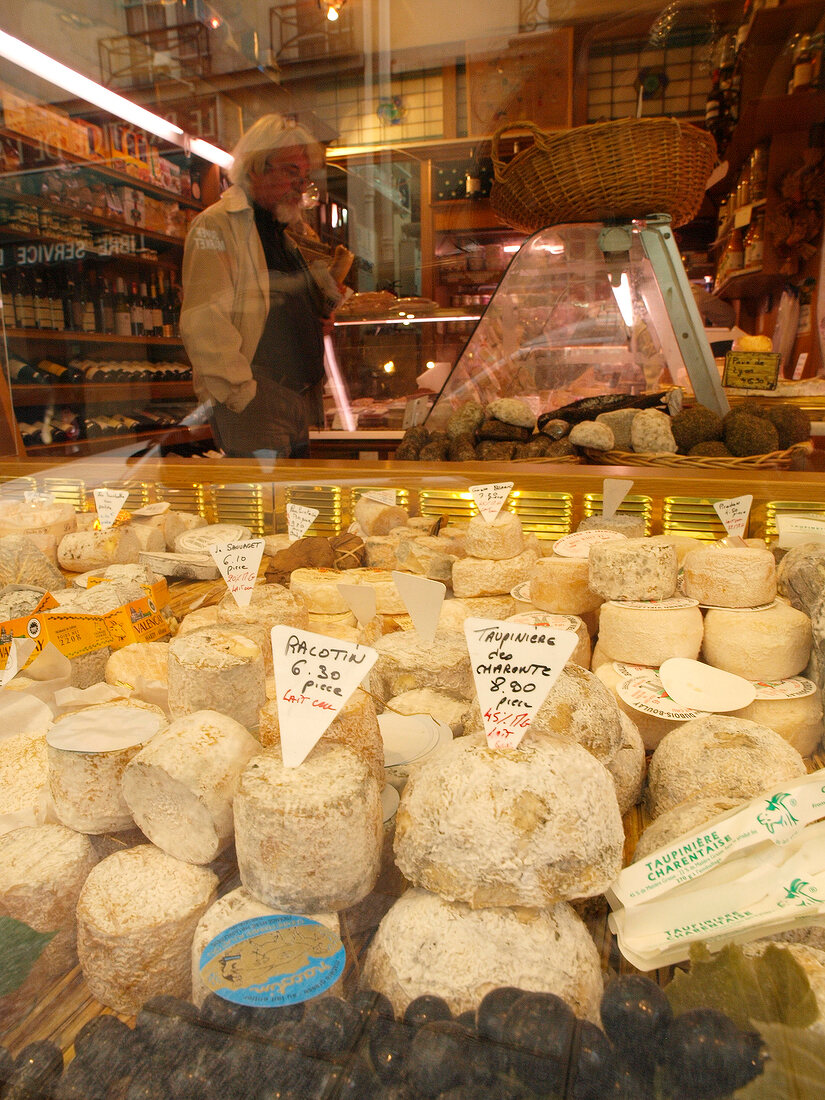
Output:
(748, 142), (769, 202)
(792, 34), (815, 92)
(744, 211), (765, 268)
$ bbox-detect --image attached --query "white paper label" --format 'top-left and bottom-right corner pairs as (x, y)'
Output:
(271, 626), (378, 768)
(0, 638), (35, 687)
(618, 673), (709, 721)
(607, 596), (699, 611)
(776, 514), (825, 548)
(753, 676), (817, 701)
(553, 530), (627, 558)
(131, 501), (171, 517)
(392, 571), (445, 644)
(363, 489), (396, 506)
(210, 540), (265, 608)
(510, 581), (533, 604)
(286, 503), (319, 543)
(93, 488), (129, 531)
(337, 582), (377, 626)
(23, 491), (54, 507)
(602, 478), (633, 521)
(508, 611), (584, 634)
(713, 494), (752, 539)
(469, 482), (513, 524)
(659, 657), (756, 713)
(464, 617), (578, 749)
(793, 351), (808, 380)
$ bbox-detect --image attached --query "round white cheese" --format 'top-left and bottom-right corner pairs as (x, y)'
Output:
(683, 545), (776, 608)
(588, 539), (678, 602)
(371, 628), (472, 701)
(464, 512), (524, 560)
(57, 527), (141, 573)
(354, 496), (408, 535)
(452, 545), (539, 599)
(737, 680), (824, 755)
(633, 795), (744, 863)
(597, 599), (704, 666)
(701, 602), (812, 681)
(606, 711), (645, 815)
(174, 523), (251, 554)
(217, 583), (309, 673)
(529, 555), (602, 615)
(167, 627), (266, 729)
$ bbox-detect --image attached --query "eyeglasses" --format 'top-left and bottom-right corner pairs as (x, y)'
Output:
(261, 158), (312, 186)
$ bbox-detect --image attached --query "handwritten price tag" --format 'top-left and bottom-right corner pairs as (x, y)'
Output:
(271, 626), (378, 768)
(603, 478), (634, 521)
(469, 482), (513, 524)
(464, 617), (578, 750)
(23, 490), (54, 507)
(287, 503), (319, 542)
(363, 489), (396, 506)
(392, 572), (445, 644)
(93, 488), (129, 531)
(713, 494), (752, 539)
(209, 540), (265, 608)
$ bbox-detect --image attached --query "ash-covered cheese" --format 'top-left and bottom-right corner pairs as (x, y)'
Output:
(258, 688), (384, 786)
(437, 596), (517, 632)
(76, 845), (217, 1015)
(394, 736), (623, 907)
(0, 824), (98, 1019)
(385, 688), (472, 737)
(371, 629), (472, 701)
(217, 583), (309, 672)
(737, 684), (824, 756)
(395, 537), (459, 583)
(105, 642), (169, 697)
(235, 743), (382, 911)
(361, 888), (603, 1022)
(47, 702), (168, 834)
(597, 600), (704, 666)
(646, 715), (807, 818)
(606, 711), (645, 815)
(701, 602), (812, 681)
(354, 496), (408, 536)
(167, 627), (265, 729)
(464, 513), (524, 561)
(683, 545), (776, 608)
(577, 514), (646, 538)
(633, 796), (744, 863)
(122, 709), (260, 864)
(57, 527), (141, 573)
(190, 887), (341, 1007)
(452, 545), (538, 598)
(364, 533), (407, 570)
(530, 555), (602, 615)
(588, 540), (677, 602)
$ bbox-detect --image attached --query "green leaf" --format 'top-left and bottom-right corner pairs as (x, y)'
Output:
(665, 943), (819, 1031)
(735, 1022), (825, 1099)
(0, 915), (56, 997)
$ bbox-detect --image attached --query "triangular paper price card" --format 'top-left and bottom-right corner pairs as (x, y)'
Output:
(602, 478), (634, 521)
(287, 503), (319, 543)
(464, 617), (578, 750)
(209, 540), (265, 609)
(392, 571), (445, 644)
(271, 625), (378, 768)
(713, 494), (752, 540)
(363, 489), (396, 505)
(93, 488), (129, 531)
(469, 482), (513, 524)
(23, 490), (54, 507)
(337, 583), (377, 627)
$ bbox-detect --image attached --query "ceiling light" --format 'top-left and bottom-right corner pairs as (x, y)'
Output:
(0, 30), (233, 168)
(319, 0), (345, 22)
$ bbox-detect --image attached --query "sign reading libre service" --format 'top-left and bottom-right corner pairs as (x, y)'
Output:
(464, 617), (578, 749)
(271, 625), (378, 767)
(210, 540), (265, 609)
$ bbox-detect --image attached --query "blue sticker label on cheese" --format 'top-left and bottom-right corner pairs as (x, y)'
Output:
(199, 915), (345, 1007)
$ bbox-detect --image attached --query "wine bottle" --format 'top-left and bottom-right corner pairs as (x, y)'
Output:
(150, 280), (163, 337)
(140, 281), (153, 337)
(47, 272), (65, 331)
(114, 277), (132, 337)
(162, 279), (177, 338)
(100, 277), (115, 334)
(37, 359), (85, 384)
(11, 271), (26, 328)
(130, 282), (144, 336)
(8, 355), (42, 383)
(33, 273), (51, 329)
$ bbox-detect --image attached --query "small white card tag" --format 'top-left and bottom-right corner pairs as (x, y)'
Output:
(337, 582), (377, 626)
(602, 478), (633, 521)
(363, 489), (396, 506)
(23, 490), (54, 507)
(713, 494), (752, 539)
(209, 540), (265, 608)
(658, 657), (755, 713)
(553, 530), (627, 558)
(392, 572), (445, 644)
(469, 482), (513, 524)
(93, 488), (129, 530)
(0, 638), (35, 687)
(464, 617), (578, 750)
(271, 626), (378, 768)
(287, 503), (319, 543)
(131, 501), (171, 517)
(776, 514), (825, 548)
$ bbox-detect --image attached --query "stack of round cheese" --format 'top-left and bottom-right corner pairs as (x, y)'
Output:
(167, 627), (266, 729)
(451, 513), (538, 598)
(216, 583), (309, 672)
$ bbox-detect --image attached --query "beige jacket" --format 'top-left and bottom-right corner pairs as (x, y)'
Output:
(180, 185), (268, 414)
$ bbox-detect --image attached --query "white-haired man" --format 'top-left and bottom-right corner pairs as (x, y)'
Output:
(180, 115), (342, 457)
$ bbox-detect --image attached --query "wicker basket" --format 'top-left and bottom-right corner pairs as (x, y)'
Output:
(581, 441), (813, 470)
(490, 117), (717, 233)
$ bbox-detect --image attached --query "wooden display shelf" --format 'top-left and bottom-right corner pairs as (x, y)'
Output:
(5, 327), (184, 347)
(714, 269), (787, 301)
(12, 381), (194, 404)
(24, 423), (212, 458)
(0, 227), (179, 269)
(0, 127), (203, 210)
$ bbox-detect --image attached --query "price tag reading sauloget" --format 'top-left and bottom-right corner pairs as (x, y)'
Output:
(93, 488), (129, 531)
(286, 503), (319, 543)
(464, 617), (578, 750)
(210, 540), (265, 609)
(469, 481), (513, 524)
(271, 625), (378, 768)
(713, 494), (753, 539)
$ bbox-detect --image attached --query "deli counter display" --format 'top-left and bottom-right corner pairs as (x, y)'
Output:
(1, 453), (825, 1099)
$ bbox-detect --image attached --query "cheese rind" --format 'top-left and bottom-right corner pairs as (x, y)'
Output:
(593, 660), (676, 751)
(76, 845), (217, 1015)
(57, 528), (141, 573)
(217, 583), (309, 672)
(354, 496), (408, 536)
(371, 629), (472, 700)
(452, 546), (539, 598)
(167, 627), (266, 728)
(701, 602), (812, 681)
(737, 690), (823, 756)
(122, 709), (261, 864)
(361, 888), (603, 1022)
(606, 711), (646, 814)
(0, 731), (54, 836)
(588, 540), (677, 602)
(597, 601), (704, 666)
(394, 735), (623, 906)
(633, 796), (744, 863)
(437, 596), (517, 632)
(646, 715), (807, 818)
(464, 513), (524, 560)
(683, 545), (776, 607)
(530, 555), (602, 615)
(234, 743), (382, 911)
